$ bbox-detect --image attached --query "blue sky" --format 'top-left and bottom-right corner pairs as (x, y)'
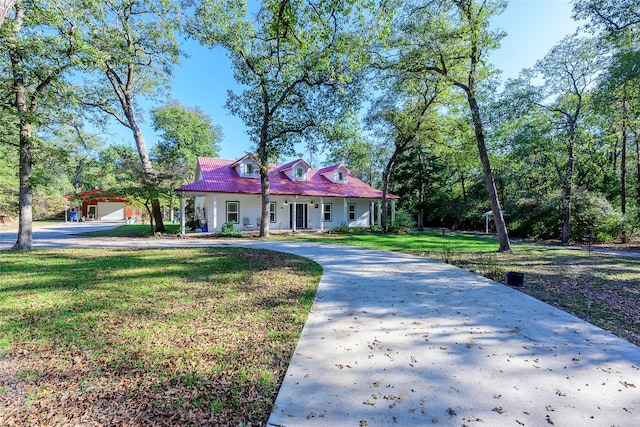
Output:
(100, 0), (582, 162)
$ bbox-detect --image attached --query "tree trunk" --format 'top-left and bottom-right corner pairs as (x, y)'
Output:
(621, 115), (627, 215)
(467, 95), (512, 252)
(561, 130), (576, 244)
(0, 0), (16, 26)
(635, 131), (640, 209)
(416, 148), (424, 231)
(460, 174), (467, 202)
(106, 61), (165, 233)
(257, 144), (270, 238)
(381, 148), (399, 233)
(9, 3), (32, 250)
(130, 118), (165, 233)
(13, 120), (33, 250)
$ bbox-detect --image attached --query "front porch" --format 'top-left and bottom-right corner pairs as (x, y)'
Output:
(177, 193), (396, 235)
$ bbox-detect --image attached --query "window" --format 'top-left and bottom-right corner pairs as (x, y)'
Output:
(323, 203), (332, 222)
(246, 163), (255, 175)
(226, 201), (239, 223)
(338, 171), (344, 181)
(269, 202), (276, 223)
(296, 167), (304, 179)
(348, 203), (356, 221)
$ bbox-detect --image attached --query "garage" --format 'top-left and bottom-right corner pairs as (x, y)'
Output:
(98, 202), (125, 221)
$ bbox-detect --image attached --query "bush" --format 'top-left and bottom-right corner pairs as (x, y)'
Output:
(218, 221), (242, 237)
(185, 219), (200, 231)
(393, 208), (416, 229)
(509, 190), (629, 243)
(571, 190), (623, 242)
(329, 222), (351, 234)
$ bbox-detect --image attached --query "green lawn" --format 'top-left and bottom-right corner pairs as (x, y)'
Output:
(0, 247), (321, 426)
(283, 230), (501, 254)
(79, 223), (182, 237)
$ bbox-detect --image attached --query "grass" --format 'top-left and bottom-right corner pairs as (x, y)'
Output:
(279, 230), (501, 254)
(79, 223), (182, 237)
(0, 247), (322, 426)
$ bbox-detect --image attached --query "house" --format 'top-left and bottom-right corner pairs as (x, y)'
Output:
(175, 154), (399, 233)
(64, 190), (142, 222)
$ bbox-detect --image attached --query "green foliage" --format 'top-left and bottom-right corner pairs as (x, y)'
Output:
(151, 100), (222, 184)
(571, 190), (625, 242)
(392, 208), (416, 229)
(191, 0), (382, 235)
(330, 222), (352, 234)
(185, 219), (201, 231)
(218, 221), (242, 237)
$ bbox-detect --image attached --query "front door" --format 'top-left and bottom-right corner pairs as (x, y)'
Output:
(291, 203), (307, 229)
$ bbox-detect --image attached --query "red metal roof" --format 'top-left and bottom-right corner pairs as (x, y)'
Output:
(176, 157), (398, 199)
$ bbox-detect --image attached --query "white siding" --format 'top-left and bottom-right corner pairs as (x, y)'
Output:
(193, 194), (373, 231)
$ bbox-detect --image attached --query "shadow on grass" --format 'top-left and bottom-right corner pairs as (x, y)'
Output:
(0, 247), (321, 426)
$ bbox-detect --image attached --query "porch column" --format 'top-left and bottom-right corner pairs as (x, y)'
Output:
(206, 194), (214, 232)
(320, 197), (324, 231)
(391, 200), (396, 225)
(213, 195), (218, 231)
(377, 200), (382, 227)
(369, 200), (374, 227)
(343, 198), (347, 226)
(292, 196), (297, 232)
(180, 193), (186, 235)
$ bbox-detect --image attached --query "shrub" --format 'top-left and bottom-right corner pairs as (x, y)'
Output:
(185, 219), (200, 231)
(393, 208), (416, 229)
(218, 221), (242, 237)
(571, 190), (623, 242)
(330, 222), (351, 234)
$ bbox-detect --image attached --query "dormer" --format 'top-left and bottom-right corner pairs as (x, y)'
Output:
(279, 159), (311, 181)
(320, 163), (349, 184)
(230, 154), (259, 178)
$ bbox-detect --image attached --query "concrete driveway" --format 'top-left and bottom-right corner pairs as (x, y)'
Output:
(1, 224), (639, 426)
(0, 222), (123, 250)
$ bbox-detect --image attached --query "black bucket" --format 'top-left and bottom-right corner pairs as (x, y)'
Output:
(506, 271), (524, 287)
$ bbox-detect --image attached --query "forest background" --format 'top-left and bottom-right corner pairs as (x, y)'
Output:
(1, 0), (639, 248)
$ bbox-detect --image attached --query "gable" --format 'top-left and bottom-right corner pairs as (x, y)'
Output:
(320, 164), (349, 184)
(230, 154), (259, 178)
(278, 159), (311, 181)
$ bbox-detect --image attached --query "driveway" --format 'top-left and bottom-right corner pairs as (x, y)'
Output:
(2, 224), (639, 426)
(0, 222), (123, 250)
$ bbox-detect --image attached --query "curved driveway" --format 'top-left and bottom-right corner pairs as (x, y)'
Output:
(1, 225), (639, 426)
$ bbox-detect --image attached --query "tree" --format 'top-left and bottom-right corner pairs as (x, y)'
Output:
(325, 135), (386, 188)
(151, 100), (221, 220)
(396, 0), (512, 251)
(1, 0), (89, 250)
(529, 35), (602, 244)
(81, 0), (184, 233)
(368, 74), (444, 232)
(191, 0), (375, 237)
(151, 100), (222, 184)
(573, 0), (640, 33)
